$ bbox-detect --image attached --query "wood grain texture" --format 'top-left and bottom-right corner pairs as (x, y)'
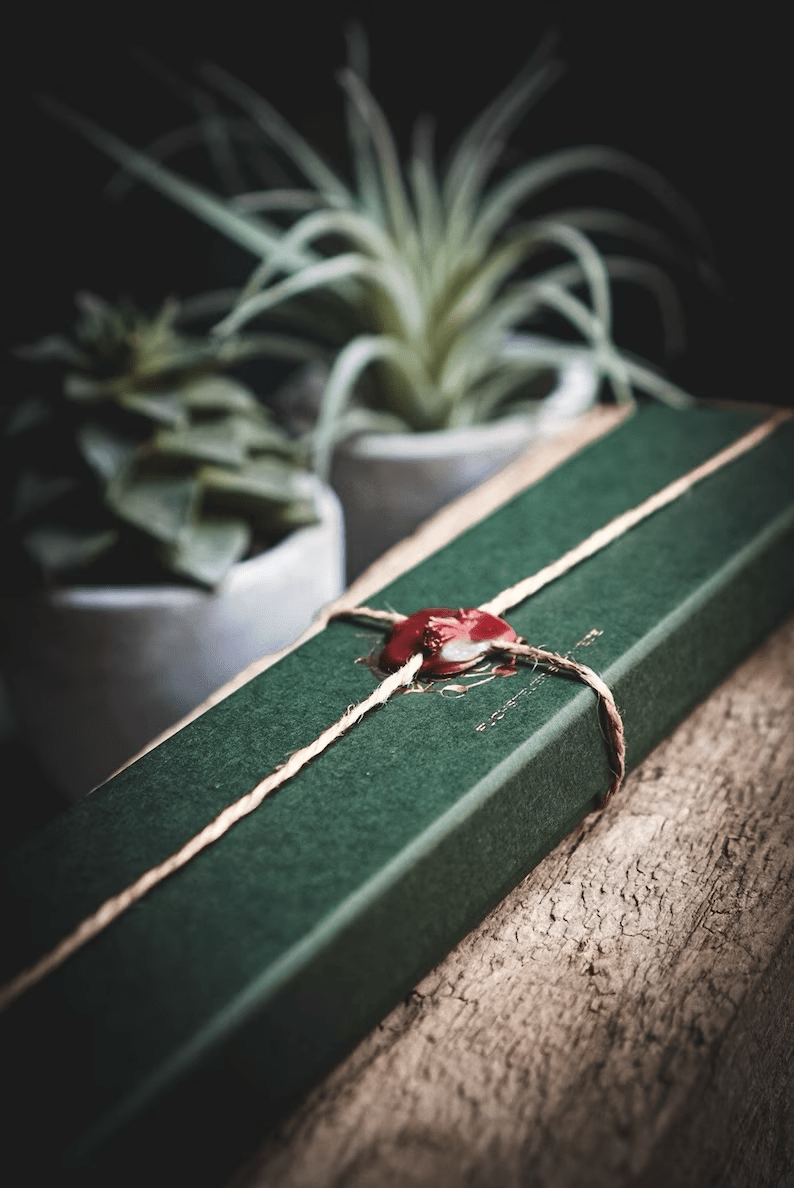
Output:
(229, 615), (794, 1188)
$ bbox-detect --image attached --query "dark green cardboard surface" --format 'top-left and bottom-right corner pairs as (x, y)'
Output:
(1, 405), (793, 1185)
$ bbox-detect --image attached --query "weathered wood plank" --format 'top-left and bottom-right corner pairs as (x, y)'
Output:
(229, 615), (794, 1188)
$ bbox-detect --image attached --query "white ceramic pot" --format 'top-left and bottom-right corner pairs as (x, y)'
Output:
(1, 477), (344, 800)
(331, 359), (598, 579)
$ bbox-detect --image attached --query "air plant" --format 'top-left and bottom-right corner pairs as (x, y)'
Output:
(5, 293), (319, 588)
(43, 29), (711, 480)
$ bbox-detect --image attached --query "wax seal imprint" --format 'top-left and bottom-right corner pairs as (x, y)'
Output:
(380, 607), (518, 676)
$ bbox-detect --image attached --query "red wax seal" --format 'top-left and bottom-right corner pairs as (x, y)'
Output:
(380, 607), (517, 677)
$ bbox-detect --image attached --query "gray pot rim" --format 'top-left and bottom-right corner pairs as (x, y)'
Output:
(339, 357), (598, 461)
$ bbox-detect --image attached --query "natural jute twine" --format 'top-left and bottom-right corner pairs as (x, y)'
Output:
(0, 409), (789, 1015)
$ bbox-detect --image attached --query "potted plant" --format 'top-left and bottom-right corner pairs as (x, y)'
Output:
(44, 28), (710, 577)
(1, 293), (344, 799)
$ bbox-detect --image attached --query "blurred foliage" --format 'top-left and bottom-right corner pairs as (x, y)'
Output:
(3, 293), (319, 589)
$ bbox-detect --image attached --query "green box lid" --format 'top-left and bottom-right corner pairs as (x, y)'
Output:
(1, 404), (792, 1185)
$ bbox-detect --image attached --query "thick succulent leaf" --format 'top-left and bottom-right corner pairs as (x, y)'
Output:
(199, 458), (304, 504)
(77, 422), (139, 482)
(179, 375), (260, 413)
(64, 373), (104, 401)
(118, 390), (188, 425)
(23, 525), (119, 572)
(165, 515), (251, 587)
(233, 418), (302, 457)
(106, 473), (199, 542)
(153, 419), (247, 466)
(11, 472), (79, 521)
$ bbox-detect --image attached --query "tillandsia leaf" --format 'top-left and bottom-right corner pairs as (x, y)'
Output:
(408, 115), (442, 263)
(22, 525), (120, 573)
(77, 422), (139, 482)
(540, 256), (687, 357)
(229, 190), (329, 213)
(11, 473), (79, 522)
(165, 515), (251, 587)
(549, 207), (711, 283)
(471, 145), (712, 258)
(39, 97), (317, 268)
(214, 253), (422, 340)
(343, 22), (384, 226)
(197, 61), (352, 207)
(336, 68), (416, 249)
(498, 333), (692, 408)
(236, 207), (408, 298)
(441, 220), (613, 345)
(444, 55), (566, 251)
(106, 120), (288, 201)
(106, 472), (199, 543)
(333, 406), (413, 438)
(312, 334), (434, 478)
(442, 28), (561, 206)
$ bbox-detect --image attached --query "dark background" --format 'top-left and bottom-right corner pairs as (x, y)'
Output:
(4, 2), (787, 407)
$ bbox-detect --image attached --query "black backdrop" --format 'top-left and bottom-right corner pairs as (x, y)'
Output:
(5, 2), (787, 406)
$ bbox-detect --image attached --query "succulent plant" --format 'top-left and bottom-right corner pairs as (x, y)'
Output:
(4, 293), (319, 589)
(45, 29), (713, 480)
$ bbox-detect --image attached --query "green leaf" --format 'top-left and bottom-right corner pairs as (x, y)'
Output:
(153, 418), (247, 467)
(40, 96), (317, 268)
(165, 515), (251, 587)
(118, 391), (188, 425)
(199, 458), (304, 504)
(4, 398), (51, 435)
(23, 525), (119, 572)
(106, 474), (198, 542)
(64, 373), (104, 401)
(197, 61), (352, 206)
(180, 375), (259, 413)
(12, 472), (79, 521)
(77, 422), (139, 482)
(14, 335), (90, 366)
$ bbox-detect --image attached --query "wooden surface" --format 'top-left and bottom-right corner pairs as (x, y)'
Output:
(228, 615), (794, 1188)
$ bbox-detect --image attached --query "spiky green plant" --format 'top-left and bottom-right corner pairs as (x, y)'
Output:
(5, 293), (319, 588)
(44, 29), (711, 480)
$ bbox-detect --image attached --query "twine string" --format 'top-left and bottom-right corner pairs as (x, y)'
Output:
(0, 409), (788, 1015)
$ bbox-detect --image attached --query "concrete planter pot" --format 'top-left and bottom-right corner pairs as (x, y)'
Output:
(1, 476), (344, 801)
(330, 358), (599, 580)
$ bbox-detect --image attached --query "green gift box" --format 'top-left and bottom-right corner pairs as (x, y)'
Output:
(1, 404), (792, 1186)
